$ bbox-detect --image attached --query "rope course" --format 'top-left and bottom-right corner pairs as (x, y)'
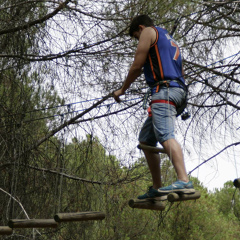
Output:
(0, 1), (239, 238)
(0, 52), (238, 128)
(129, 144), (201, 210)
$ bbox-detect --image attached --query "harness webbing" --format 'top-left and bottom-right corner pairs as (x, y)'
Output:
(143, 79), (188, 117)
(151, 99), (176, 107)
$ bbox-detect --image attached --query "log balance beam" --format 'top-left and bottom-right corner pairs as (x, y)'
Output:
(8, 211), (105, 229)
(8, 219), (58, 229)
(129, 191), (201, 210)
(0, 226), (13, 235)
(54, 211), (105, 222)
(137, 144), (166, 154)
(128, 195), (167, 211)
(167, 191), (201, 202)
(233, 178), (240, 188)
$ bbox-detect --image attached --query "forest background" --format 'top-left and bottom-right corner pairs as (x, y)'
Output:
(0, 0), (240, 239)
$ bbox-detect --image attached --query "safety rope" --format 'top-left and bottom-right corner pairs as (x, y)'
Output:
(167, 87), (174, 189)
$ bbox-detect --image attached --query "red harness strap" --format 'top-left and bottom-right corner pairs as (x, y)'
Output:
(147, 100), (176, 117)
(151, 99), (176, 107)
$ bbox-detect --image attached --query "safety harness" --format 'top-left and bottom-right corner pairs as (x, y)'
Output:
(143, 79), (189, 119)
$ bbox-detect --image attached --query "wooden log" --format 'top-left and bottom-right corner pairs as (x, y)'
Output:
(54, 211), (105, 222)
(233, 178), (240, 188)
(137, 144), (166, 153)
(128, 196), (167, 211)
(8, 219), (58, 229)
(0, 226), (13, 235)
(167, 190), (201, 203)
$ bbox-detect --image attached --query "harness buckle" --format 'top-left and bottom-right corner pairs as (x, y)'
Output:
(162, 80), (170, 87)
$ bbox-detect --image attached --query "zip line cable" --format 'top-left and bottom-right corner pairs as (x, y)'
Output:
(0, 96), (142, 128)
(1, 51), (239, 126)
(3, 56), (237, 127)
(1, 67), (237, 129)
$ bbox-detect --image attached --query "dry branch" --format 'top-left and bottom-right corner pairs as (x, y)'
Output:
(0, 0), (71, 36)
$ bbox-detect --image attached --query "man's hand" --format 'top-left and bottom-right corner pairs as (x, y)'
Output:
(113, 89), (124, 103)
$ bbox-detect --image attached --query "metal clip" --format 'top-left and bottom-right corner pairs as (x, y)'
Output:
(143, 88), (151, 110)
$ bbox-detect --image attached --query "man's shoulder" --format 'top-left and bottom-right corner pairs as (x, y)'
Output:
(143, 26), (156, 33)
(142, 27), (157, 45)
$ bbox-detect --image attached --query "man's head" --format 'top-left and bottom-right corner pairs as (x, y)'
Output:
(129, 15), (154, 37)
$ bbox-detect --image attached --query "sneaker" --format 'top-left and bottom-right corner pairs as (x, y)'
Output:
(137, 186), (164, 199)
(158, 181), (195, 194)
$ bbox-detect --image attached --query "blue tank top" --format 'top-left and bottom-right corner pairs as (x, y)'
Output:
(143, 26), (185, 95)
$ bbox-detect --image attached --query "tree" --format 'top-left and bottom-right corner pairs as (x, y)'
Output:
(214, 180), (240, 221)
(0, 0), (65, 228)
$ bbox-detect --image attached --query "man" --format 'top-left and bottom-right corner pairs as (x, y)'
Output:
(113, 15), (195, 199)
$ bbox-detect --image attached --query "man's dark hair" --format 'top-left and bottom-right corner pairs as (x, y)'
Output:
(129, 15), (154, 37)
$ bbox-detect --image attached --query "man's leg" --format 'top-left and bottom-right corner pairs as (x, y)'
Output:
(161, 138), (188, 182)
(158, 138), (195, 194)
(141, 144), (162, 189)
(137, 142), (164, 199)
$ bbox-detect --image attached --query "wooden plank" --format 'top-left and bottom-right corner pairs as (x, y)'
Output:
(137, 144), (166, 153)
(167, 191), (201, 203)
(128, 196), (167, 211)
(54, 211), (105, 222)
(233, 178), (240, 188)
(8, 219), (58, 229)
(0, 226), (13, 235)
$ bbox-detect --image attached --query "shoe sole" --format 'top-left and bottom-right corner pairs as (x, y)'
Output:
(158, 188), (196, 194)
(137, 194), (168, 200)
(154, 195), (168, 201)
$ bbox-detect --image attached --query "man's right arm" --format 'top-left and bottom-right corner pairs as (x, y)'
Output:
(113, 27), (156, 102)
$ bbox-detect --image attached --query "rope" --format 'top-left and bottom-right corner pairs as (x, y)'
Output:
(167, 87), (174, 189)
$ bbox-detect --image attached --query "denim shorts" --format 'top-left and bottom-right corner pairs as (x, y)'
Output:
(139, 87), (186, 145)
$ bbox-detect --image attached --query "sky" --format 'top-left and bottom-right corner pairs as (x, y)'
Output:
(192, 46), (240, 192)
(188, 154), (239, 192)
(184, 138), (240, 192)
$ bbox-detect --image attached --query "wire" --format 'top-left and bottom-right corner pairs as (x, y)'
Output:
(0, 97), (103, 118)
(0, 96), (142, 128)
(2, 51), (238, 122)
(0, 49), (238, 129)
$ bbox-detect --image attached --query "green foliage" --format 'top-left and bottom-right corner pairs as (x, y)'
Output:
(1, 131), (240, 239)
(27, 137), (240, 239)
(214, 181), (240, 221)
(0, 0), (67, 234)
